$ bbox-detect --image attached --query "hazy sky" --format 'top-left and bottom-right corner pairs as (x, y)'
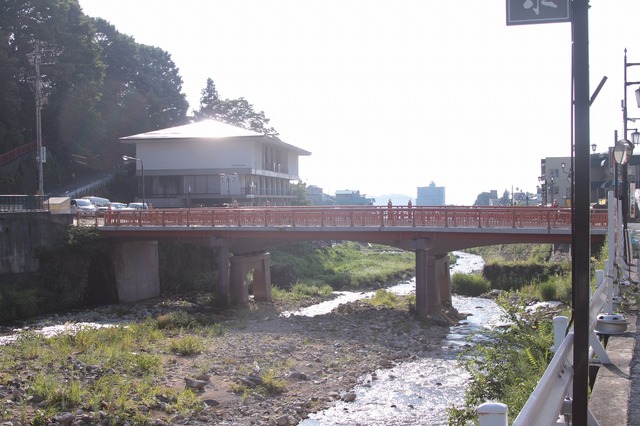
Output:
(79, 0), (640, 205)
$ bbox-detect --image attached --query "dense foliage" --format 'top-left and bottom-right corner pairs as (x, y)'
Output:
(447, 295), (555, 424)
(0, 1), (276, 196)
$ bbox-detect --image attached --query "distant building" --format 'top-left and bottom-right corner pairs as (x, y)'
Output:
(474, 190), (500, 206)
(119, 119), (311, 207)
(335, 189), (375, 205)
(416, 182), (445, 206)
(307, 185), (335, 205)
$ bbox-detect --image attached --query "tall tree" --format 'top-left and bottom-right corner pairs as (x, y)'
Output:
(196, 78), (278, 136)
(91, 18), (189, 167)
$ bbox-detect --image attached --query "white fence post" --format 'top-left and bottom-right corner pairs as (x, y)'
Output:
(477, 402), (508, 426)
(553, 316), (569, 353)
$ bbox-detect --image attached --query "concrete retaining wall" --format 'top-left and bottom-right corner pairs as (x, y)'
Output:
(0, 212), (71, 274)
(112, 241), (160, 303)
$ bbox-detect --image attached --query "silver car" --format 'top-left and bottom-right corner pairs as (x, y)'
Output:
(71, 199), (97, 215)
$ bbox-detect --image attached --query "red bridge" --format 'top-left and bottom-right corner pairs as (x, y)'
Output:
(97, 206), (607, 318)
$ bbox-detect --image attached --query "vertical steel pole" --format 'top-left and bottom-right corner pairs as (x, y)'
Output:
(571, 1), (590, 424)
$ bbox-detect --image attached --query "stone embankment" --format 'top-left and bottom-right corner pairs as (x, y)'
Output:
(0, 294), (463, 425)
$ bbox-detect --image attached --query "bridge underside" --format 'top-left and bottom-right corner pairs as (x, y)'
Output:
(102, 227), (606, 316)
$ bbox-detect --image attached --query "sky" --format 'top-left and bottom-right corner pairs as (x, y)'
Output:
(78, 0), (640, 205)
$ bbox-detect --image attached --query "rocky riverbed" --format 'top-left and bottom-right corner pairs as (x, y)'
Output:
(0, 293), (464, 425)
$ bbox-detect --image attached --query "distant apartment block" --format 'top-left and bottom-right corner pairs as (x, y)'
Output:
(307, 185), (335, 205)
(416, 182), (445, 206)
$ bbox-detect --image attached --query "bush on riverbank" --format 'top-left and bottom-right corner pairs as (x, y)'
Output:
(448, 295), (555, 424)
(482, 261), (571, 291)
(451, 273), (490, 296)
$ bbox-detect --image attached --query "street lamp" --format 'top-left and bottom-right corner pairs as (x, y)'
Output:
(561, 161), (573, 183)
(537, 175), (547, 206)
(621, 49), (640, 230)
(122, 155), (145, 209)
(219, 173), (237, 201)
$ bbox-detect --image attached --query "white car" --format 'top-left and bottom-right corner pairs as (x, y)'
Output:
(127, 202), (149, 210)
(99, 202), (130, 213)
(71, 199), (97, 215)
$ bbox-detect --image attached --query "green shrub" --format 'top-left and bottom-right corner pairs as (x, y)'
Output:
(538, 281), (557, 301)
(0, 285), (45, 322)
(451, 273), (490, 296)
(539, 275), (572, 304)
(156, 310), (198, 329)
(368, 289), (398, 307)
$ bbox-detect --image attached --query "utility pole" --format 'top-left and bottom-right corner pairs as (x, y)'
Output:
(27, 41), (50, 197)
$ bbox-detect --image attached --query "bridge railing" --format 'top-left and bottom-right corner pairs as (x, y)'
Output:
(101, 206), (608, 230)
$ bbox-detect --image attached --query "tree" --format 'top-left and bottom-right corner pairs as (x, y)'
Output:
(196, 78), (278, 136)
(291, 181), (311, 206)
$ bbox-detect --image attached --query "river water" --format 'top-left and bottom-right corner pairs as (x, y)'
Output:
(289, 251), (502, 426)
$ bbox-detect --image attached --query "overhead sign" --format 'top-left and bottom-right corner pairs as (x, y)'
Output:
(506, 0), (571, 26)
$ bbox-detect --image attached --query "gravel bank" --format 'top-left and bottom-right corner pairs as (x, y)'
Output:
(0, 293), (462, 425)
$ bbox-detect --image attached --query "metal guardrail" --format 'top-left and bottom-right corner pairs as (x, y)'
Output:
(0, 195), (48, 212)
(511, 269), (611, 425)
(479, 192), (621, 426)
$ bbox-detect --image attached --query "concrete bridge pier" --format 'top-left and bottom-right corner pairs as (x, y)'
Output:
(414, 239), (452, 317)
(228, 251), (272, 303)
(437, 254), (452, 306)
(112, 241), (160, 303)
(415, 251), (440, 317)
(217, 247), (230, 300)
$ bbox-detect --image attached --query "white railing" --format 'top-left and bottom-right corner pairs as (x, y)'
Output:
(478, 191), (624, 426)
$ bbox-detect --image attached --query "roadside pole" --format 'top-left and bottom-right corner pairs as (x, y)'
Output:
(571, 1), (591, 424)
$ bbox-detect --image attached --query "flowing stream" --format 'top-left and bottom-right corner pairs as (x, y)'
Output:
(287, 251), (502, 426)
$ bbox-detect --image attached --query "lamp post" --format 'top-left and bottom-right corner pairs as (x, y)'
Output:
(621, 49), (640, 230)
(561, 162), (573, 183)
(537, 176), (547, 206)
(219, 173), (237, 202)
(122, 155), (145, 209)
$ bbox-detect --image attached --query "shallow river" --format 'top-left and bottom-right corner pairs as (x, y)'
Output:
(291, 251), (502, 426)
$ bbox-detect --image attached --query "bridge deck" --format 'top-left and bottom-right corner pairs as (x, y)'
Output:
(96, 206), (607, 253)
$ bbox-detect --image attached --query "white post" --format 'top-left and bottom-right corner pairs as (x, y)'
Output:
(553, 316), (569, 353)
(477, 402), (508, 426)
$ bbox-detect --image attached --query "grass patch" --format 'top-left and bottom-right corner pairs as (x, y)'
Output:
(169, 335), (204, 356)
(271, 241), (414, 290)
(272, 282), (334, 302)
(0, 311), (234, 423)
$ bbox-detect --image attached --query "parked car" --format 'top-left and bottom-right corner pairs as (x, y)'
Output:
(82, 196), (110, 208)
(128, 202), (150, 210)
(96, 202), (131, 214)
(71, 198), (97, 215)
(106, 202), (129, 210)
